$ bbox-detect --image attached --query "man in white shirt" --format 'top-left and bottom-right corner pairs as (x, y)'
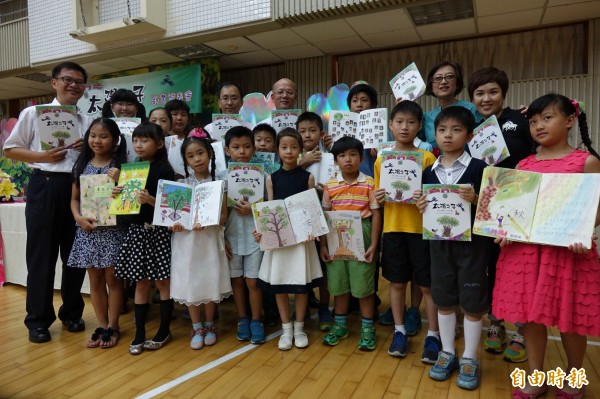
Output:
(204, 82), (252, 141)
(4, 61), (91, 343)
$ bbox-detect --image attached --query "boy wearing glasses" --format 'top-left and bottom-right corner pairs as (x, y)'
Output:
(4, 61), (91, 343)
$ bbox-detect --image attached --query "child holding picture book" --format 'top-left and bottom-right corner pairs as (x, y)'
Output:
(493, 94), (600, 399)
(416, 106), (489, 390)
(320, 136), (382, 350)
(169, 129), (231, 349)
(254, 128), (323, 351)
(67, 118), (127, 348)
(113, 122), (176, 355)
(373, 101), (438, 361)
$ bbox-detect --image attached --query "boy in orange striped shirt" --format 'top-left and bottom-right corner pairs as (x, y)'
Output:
(320, 136), (382, 350)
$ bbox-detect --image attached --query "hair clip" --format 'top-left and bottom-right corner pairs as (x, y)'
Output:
(188, 127), (209, 139)
(571, 100), (585, 118)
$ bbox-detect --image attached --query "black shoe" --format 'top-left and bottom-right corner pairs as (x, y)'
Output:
(62, 319), (85, 332)
(29, 328), (51, 343)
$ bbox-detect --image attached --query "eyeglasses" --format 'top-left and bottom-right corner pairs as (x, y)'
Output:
(274, 90), (296, 96)
(432, 73), (456, 83)
(113, 102), (136, 108)
(56, 76), (86, 86)
(219, 96), (240, 103)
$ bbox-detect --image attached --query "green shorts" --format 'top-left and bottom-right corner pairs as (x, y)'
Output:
(326, 219), (375, 298)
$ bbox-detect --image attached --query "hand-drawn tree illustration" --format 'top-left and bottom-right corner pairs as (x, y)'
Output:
(481, 146), (497, 165)
(166, 188), (190, 221)
(391, 180), (411, 201)
(437, 215), (460, 237)
(52, 130), (71, 147)
(258, 205), (288, 247)
(238, 187), (255, 202)
(119, 179), (143, 211)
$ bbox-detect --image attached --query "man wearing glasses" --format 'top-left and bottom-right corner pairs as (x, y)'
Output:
(255, 78), (299, 126)
(4, 61), (91, 343)
(205, 82), (252, 141)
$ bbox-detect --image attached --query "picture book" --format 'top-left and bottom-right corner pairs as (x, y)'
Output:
(271, 109), (301, 134)
(468, 115), (510, 166)
(109, 161), (150, 215)
(35, 105), (79, 150)
(211, 114), (243, 141)
(227, 163), (264, 206)
(378, 141), (396, 154)
(473, 166), (600, 248)
(153, 179), (224, 229)
(378, 151), (423, 204)
(113, 117), (141, 163)
(251, 152), (278, 175)
(252, 188), (329, 250)
(324, 211), (365, 261)
(80, 174), (116, 226)
(422, 184), (471, 241)
(306, 153), (337, 185)
(328, 108), (388, 149)
(389, 62), (427, 101)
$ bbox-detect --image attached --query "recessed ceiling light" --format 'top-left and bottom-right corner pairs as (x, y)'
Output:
(407, 0), (474, 26)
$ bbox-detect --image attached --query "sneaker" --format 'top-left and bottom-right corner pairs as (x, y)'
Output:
(204, 326), (217, 346)
(237, 317), (251, 341)
(456, 357), (479, 390)
(483, 324), (506, 354)
(378, 307), (394, 326)
(318, 307), (334, 331)
(190, 327), (204, 350)
(250, 320), (266, 344)
(358, 326), (376, 351)
(387, 330), (408, 357)
(278, 332), (293, 351)
(503, 332), (527, 363)
(421, 335), (442, 364)
(405, 307), (422, 336)
(429, 351), (458, 381)
(322, 323), (348, 346)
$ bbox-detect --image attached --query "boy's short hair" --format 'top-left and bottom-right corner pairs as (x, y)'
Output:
(390, 100), (424, 121)
(330, 136), (364, 159)
(252, 123), (276, 140)
(296, 111), (323, 131)
(346, 84), (378, 108)
(467, 67), (509, 101)
(276, 127), (303, 151)
(434, 106), (475, 133)
(225, 126), (254, 147)
(165, 99), (190, 115)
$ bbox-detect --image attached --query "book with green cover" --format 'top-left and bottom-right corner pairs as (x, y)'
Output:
(109, 161), (150, 215)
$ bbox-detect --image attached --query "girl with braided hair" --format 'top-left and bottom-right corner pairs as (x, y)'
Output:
(169, 128), (232, 350)
(493, 93), (600, 399)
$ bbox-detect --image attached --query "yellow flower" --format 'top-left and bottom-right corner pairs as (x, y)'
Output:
(0, 179), (18, 199)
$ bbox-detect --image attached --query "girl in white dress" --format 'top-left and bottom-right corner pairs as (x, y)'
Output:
(170, 128), (231, 349)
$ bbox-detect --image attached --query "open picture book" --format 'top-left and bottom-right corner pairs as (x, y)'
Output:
(328, 108), (388, 149)
(252, 188), (329, 250)
(422, 184), (472, 241)
(80, 174), (117, 226)
(378, 151), (423, 204)
(153, 179), (224, 229)
(324, 211), (365, 261)
(473, 166), (600, 247)
(109, 161), (150, 215)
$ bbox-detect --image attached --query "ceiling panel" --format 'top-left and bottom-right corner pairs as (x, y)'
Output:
(416, 18), (477, 41)
(97, 57), (151, 71)
(475, 0), (546, 17)
(292, 19), (356, 42)
(270, 44), (324, 60)
(81, 62), (120, 76)
(204, 36), (263, 54)
(246, 29), (306, 49)
(313, 36), (370, 53)
(218, 56), (247, 69)
(478, 9), (543, 33)
(344, 9), (413, 35)
(543, 2), (600, 23)
(128, 51), (183, 65)
(228, 50), (283, 65)
(361, 28), (421, 48)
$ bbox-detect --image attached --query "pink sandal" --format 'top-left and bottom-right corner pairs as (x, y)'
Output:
(511, 386), (548, 398)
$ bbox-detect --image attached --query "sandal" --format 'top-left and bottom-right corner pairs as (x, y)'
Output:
(99, 328), (120, 349)
(511, 385), (548, 398)
(86, 327), (105, 348)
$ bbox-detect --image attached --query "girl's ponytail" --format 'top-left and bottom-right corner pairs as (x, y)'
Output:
(574, 105), (600, 160)
(210, 151), (216, 182)
(113, 133), (128, 168)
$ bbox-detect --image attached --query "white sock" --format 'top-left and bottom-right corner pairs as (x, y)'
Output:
(282, 322), (293, 336)
(438, 312), (456, 354)
(394, 324), (406, 335)
(462, 317), (482, 359)
(427, 330), (440, 339)
(294, 321), (304, 333)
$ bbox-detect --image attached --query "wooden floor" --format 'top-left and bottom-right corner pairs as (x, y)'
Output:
(1, 283), (599, 399)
